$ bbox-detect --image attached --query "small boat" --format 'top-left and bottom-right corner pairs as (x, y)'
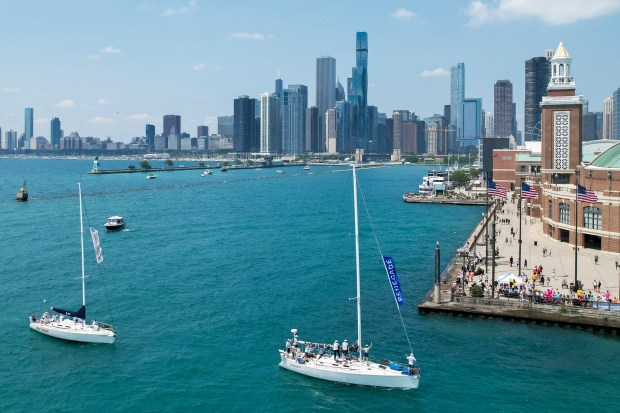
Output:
(221, 166), (229, 172)
(279, 165), (420, 389)
(104, 216), (125, 231)
(16, 180), (28, 201)
(303, 165), (311, 170)
(276, 169), (286, 174)
(201, 170), (213, 176)
(146, 174), (157, 179)
(29, 183), (116, 344)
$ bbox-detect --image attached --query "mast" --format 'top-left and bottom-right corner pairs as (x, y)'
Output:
(353, 165), (362, 361)
(78, 183), (86, 308)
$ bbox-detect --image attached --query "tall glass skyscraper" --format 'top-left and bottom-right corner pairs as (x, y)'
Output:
(50, 117), (62, 149)
(450, 63), (465, 144)
(233, 96), (257, 152)
(494, 80), (514, 139)
(349, 32), (368, 150)
(260, 93), (281, 153)
(316, 56), (336, 151)
(462, 98), (482, 152)
(163, 115), (181, 138)
(524, 56), (551, 141)
(613, 88), (620, 140)
(25, 107), (34, 142)
(282, 84), (308, 155)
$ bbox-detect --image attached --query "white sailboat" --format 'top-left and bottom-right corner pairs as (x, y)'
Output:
(29, 183), (116, 344)
(279, 166), (419, 389)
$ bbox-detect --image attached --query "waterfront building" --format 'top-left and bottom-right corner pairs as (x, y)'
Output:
(325, 108), (338, 154)
(413, 120), (427, 154)
(335, 100), (351, 153)
(450, 63), (465, 147)
(494, 80), (514, 139)
(24, 107), (33, 143)
(218, 115), (234, 138)
(197, 125), (209, 139)
(603, 97), (614, 139)
(484, 111), (494, 139)
(50, 117), (61, 149)
(392, 110), (409, 154)
(349, 32), (368, 150)
(163, 115), (181, 144)
(146, 124), (155, 149)
(167, 133), (181, 150)
(376, 112), (388, 154)
(614, 88), (620, 140)
(595, 111), (603, 140)
(305, 106), (320, 152)
(462, 98), (482, 153)
(524, 56), (551, 141)
(234, 96), (257, 152)
(4, 129), (17, 150)
(316, 56), (336, 149)
(425, 114), (448, 155)
(282, 84), (308, 155)
(582, 112), (596, 141)
(366, 106), (378, 153)
(259, 92), (281, 154)
(154, 135), (166, 151)
(402, 121), (415, 154)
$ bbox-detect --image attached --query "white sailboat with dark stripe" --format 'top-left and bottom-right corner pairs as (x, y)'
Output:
(29, 183), (116, 344)
(279, 166), (419, 389)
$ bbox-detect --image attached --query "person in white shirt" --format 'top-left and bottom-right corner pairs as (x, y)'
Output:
(333, 340), (340, 360)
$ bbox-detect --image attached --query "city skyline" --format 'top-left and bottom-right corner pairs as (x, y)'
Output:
(1, 0), (620, 143)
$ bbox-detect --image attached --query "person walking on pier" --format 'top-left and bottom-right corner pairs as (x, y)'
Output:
(510, 256), (514, 267)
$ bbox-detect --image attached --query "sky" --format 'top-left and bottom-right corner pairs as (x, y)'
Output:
(2, 0), (620, 143)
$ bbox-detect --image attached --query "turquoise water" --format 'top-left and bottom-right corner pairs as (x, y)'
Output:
(1, 158), (618, 412)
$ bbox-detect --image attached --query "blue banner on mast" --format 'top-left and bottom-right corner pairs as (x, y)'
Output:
(383, 256), (405, 307)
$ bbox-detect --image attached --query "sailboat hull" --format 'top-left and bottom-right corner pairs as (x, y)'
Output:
(279, 351), (419, 389)
(30, 320), (116, 344)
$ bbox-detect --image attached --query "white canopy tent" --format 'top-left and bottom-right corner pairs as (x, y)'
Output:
(497, 272), (523, 285)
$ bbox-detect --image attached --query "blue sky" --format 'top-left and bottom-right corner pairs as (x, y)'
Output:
(2, 0), (619, 143)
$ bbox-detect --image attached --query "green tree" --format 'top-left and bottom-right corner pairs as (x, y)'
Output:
(128, 165), (136, 170)
(164, 159), (174, 167)
(140, 160), (151, 169)
(450, 170), (470, 189)
(468, 167), (480, 180)
(198, 162), (205, 167)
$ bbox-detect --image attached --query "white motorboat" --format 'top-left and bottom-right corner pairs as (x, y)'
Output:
(104, 216), (125, 231)
(279, 166), (420, 389)
(146, 174), (157, 179)
(29, 183), (116, 344)
(201, 170), (213, 176)
(303, 165), (310, 170)
(276, 169), (286, 174)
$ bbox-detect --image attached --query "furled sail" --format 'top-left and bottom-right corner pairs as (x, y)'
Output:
(52, 305), (86, 320)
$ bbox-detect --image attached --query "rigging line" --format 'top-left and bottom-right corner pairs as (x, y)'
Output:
(356, 178), (414, 355)
(79, 181), (115, 324)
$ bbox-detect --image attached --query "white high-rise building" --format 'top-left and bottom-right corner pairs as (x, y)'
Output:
(260, 92), (281, 154)
(603, 96), (614, 140)
(484, 112), (494, 139)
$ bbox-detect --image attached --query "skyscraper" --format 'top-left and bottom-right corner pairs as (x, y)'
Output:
(335, 100), (351, 153)
(259, 93), (281, 153)
(462, 98), (482, 152)
(163, 115), (181, 138)
(233, 96), (257, 152)
(524, 56), (551, 141)
(494, 80), (514, 139)
(145, 124), (155, 149)
(305, 106), (319, 153)
(50, 117), (61, 149)
(603, 97), (614, 139)
(218, 115), (234, 138)
(484, 112), (494, 139)
(316, 56), (336, 150)
(349, 32), (368, 150)
(282, 84), (308, 155)
(25, 107), (34, 142)
(613, 88), (620, 140)
(450, 63), (465, 143)
(197, 125), (209, 138)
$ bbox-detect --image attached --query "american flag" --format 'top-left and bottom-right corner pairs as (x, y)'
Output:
(488, 181), (508, 198)
(577, 184), (598, 203)
(521, 181), (539, 200)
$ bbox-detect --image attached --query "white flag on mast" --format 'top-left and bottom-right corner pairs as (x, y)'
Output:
(90, 227), (104, 264)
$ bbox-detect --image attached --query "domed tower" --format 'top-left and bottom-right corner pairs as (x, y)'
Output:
(540, 42), (584, 180)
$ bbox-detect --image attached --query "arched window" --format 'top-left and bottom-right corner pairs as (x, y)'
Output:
(583, 206), (602, 229)
(559, 202), (570, 224)
(559, 64), (564, 76)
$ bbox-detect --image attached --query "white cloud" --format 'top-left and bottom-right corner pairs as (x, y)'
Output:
(101, 46), (121, 54)
(87, 54), (102, 60)
(420, 68), (449, 77)
(2, 87), (20, 93)
(89, 117), (114, 124)
(162, 0), (197, 16)
(55, 99), (76, 108)
(465, 0), (620, 26)
(230, 32), (274, 41)
(128, 113), (149, 121)
(98, 98), (108, 105)
(193, 63), (205, 71)
(391, 7), (416, 21)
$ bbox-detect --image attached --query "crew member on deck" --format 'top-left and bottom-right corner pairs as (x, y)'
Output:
(333, 340), (340, 360)
(362, 343), (372, 363)
(286, 339), (292, 354)
(407, 353), (417, 374)
(342, 339), (349, 359)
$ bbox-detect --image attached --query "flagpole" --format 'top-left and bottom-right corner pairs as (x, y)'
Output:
(574, 169), (579, 290)
(518, 178), (523, 286)
(485, 172), (489, 276)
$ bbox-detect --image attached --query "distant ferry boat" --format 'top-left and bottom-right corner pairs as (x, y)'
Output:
(418, 170), (452, 195)
(143, 153), (171, 160)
